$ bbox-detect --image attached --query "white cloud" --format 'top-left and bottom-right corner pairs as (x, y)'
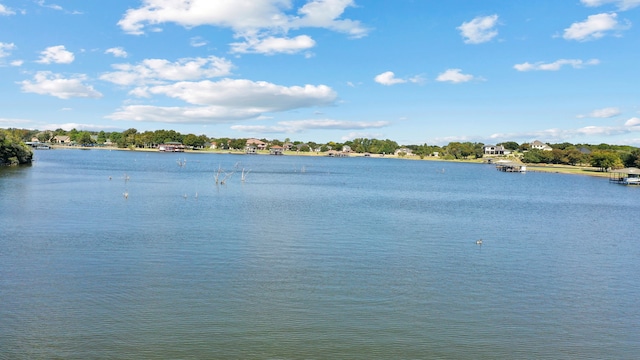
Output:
(105, 47), (128, 58)
(374, 71), (423, 86)
(37, 0), (61, 10)
(10, 60), (23, 67)
(374, 71), (406, 85)
(190, 36), (208, 47)
(458, 14), (499, 44)
(625, 117), (640, 126)
(41, 122), (117, 132)
(487, 121), (640, 143)
(36, 45), (74, 64)
(117, 0), (368, 53)
(143, 79), (336, 108)
(100, 56), (233, 86)
(20, 71), (102, 99)
(577, 107), (621, 118)
(107, 105), (265, 123)
(436, 69), (476, 83)
(0, 117), (32, 126)
(0, 42), (15, 57)
(0, 3), (15, 15)
(230, 35), (316, 54)
(581, 0), (640, 10)
(291, 0), (369, 38)
(108, 79), (337, 124)
(563, 13), (627, 41)
(514, 59), (600, 71)
(231, 119), (389, 134)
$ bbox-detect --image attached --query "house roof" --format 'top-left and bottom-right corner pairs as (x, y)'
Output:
(612, 167), (640, 174)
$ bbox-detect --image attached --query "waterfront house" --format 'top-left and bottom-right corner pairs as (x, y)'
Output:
(483, 145), (506, 155)
(246, 138), (267, 150)
(531, 140), (552, 151)
(54, 135), (71, 144)
(395, 147), (414, 156)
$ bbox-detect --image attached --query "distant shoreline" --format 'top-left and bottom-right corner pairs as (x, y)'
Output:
(47, 144), (611, 178)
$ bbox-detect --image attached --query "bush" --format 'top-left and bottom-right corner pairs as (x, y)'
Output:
(0, 130), (33, 166)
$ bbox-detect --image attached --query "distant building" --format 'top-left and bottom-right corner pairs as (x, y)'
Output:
(246, 138), (267, 150)
(269, 145), (284, 155)
(483, 145), (506, 155)
(530, 140), (552, 151)
(395, 147), (414, 156)
(53, 135), (71, 144)
(158, 142), (185, 152)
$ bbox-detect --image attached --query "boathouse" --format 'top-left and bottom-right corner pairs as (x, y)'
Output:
(269, 145), (284, 155)
(609, 167), (640, 185)
(495, 160), (526, 173)
(158, 142), (185, 152)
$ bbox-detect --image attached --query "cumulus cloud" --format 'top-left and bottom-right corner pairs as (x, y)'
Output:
(107, 105), (268, 123)
(458, 14), (499, 44)
(581, 0), (640, 10)
(374, 71), (423, 86)
(374, 71), (406, 85)
(230, 35), (315, 54)
(0, 3), (15, 15)
(625, 117), (640, 126)
(117, 0), (368, 54)
(20, 71), (103, 99)
(0, 42), (15, 57)
(107, 79), (337, 124)
(10, 60), (23, 67)
(36, 45), (74, 64)
(563, 13), (628, 41)
(142, 79), (336, 108)
(436, 69), (476, 83)
(100, 56), (233, 86)
(514, 58), (600, 71)
(577, 107), (621, 118)
(231, 119), (388, 134)
(105, 47), (128, 58)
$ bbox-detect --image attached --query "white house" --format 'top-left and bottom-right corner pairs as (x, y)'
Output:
(531, 140), (552, 151)
(483, 145), (506, 155)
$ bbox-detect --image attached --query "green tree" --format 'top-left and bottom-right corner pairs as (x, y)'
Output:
(590, 151), (623, 171)
(498, 141), (519, 151)
(183, 133), (205, 148)
(97, 131), (107, 144)
(0, 129), (33, 165)
(229, 138), (246, 150)
(77, 131), (94, 146)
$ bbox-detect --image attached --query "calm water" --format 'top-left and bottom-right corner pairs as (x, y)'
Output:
(1, 149), (639, 359)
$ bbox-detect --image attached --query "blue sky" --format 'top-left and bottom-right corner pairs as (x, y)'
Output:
(1, 0), (639, 146)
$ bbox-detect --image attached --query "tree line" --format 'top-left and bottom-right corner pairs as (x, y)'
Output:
(4, 127), (640, 170)
(0, 129), (33, 166)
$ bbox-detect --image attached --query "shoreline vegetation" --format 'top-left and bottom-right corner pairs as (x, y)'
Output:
(3, 127), (637, 177)
(48, 144), (612, 179)
(0, 130), (33, 166)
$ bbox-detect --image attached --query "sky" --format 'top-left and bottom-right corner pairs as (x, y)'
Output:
(1, 0), (640, 146)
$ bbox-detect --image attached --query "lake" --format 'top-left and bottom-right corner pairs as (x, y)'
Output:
(1, 149), (639, 359)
